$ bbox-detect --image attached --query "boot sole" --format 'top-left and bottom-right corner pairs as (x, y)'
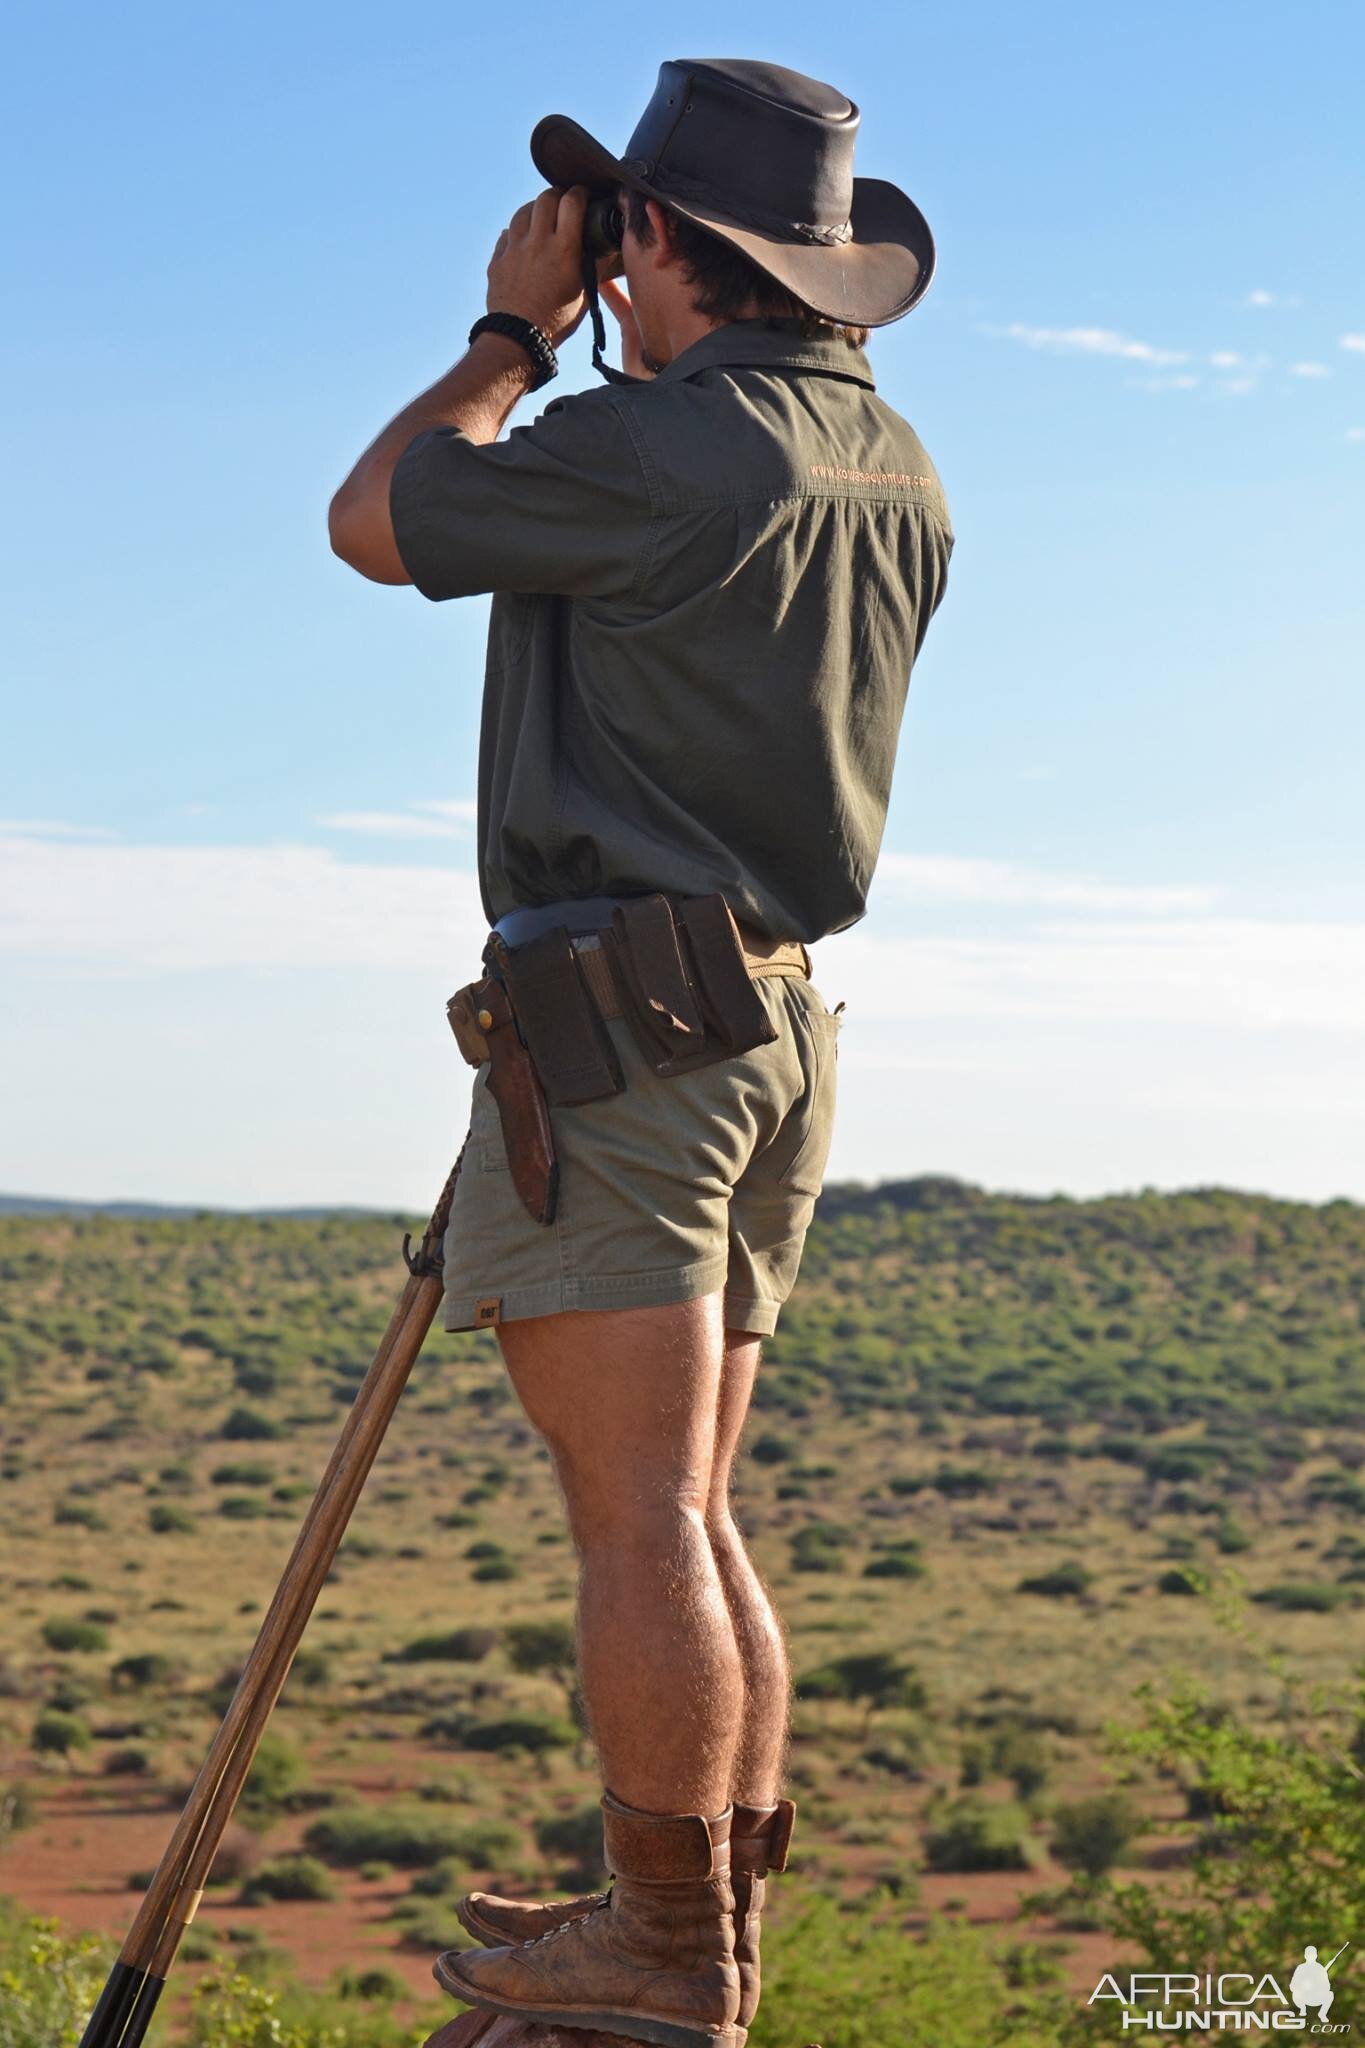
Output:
(432, 1950), (746, 2048)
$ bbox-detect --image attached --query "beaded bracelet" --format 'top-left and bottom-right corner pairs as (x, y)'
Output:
(468, 311), (559, 391)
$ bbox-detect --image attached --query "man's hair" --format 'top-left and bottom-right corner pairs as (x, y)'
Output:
(623, 187), (870, 350)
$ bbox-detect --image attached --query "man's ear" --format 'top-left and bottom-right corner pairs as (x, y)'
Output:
(643, 196), (679, 263)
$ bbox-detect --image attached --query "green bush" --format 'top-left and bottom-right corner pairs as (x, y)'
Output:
(929, 1464), (997, 1498)
(240, 1733), (311, 1821)
(211, 1461), (275, 1487)
(535, 1801), (608, 1886)
(388, 1627), (497, 1664)
(796, 1651), (925, 1714)
(148, 1502), (197, 1535)
(184, 1964), (443, 2045)
(923, 1797), (1045, 1874)
(45, 1675), (93, 1712)
(111, 1651), (178, 1689)
(790, 1523), (850, 1573)
(1017, 1561), (1092, 1598)
(460, 1714), (577, 1754)
(748, 1432), (795, 1464)
(0, 1907), (114, 2048)
(287, 1647), (333, 1691)
(53, 1498), (106, 1531)
(862, 1735), (926, 1778)
(102, 1744), (154, 1776)
(1050, 1790), (1137, 1877)
(1251, 1581), (1351, 1612)
(41, 1618), (109, 1654)
(748, 1888), (1069, 2047)
(1, 1780), (38, 1845)
(332, 1965), (407, 2002)
(404, 1829), (524, 1891)
(1157, 1567), (1204, 1596)
(219, 1495), (268, 1520)
(864, 1550), (926, 1579)
(238, 1854), (338, 1904)
(220, 1405), (285, 1442)
(504, 1619), (575, 1676)
(31, 1709), (92, 1757)
(1095, 1649), (1365, 1994)
(304, 1804), (494, 1869)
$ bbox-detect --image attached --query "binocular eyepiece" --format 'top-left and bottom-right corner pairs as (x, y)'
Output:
(584, 194), (626, 261)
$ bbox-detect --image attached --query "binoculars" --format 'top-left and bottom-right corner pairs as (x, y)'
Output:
(584, 193), (626, 276)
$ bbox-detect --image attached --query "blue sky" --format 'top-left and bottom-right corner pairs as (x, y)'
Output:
(3, 0), (1363, 1207)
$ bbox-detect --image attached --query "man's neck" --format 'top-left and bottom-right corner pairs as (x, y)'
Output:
(655, 300), (770, 369)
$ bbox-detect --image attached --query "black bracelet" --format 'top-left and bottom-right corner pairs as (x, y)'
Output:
(468, 311), (558, 391)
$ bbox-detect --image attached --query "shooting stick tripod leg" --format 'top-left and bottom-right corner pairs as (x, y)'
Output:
(79, 1150), (464, 2048)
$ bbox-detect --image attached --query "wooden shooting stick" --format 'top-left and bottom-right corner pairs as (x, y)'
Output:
(79, 1150), (466, 2048)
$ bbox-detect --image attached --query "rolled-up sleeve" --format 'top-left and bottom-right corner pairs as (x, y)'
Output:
(388, 390), (651, 603)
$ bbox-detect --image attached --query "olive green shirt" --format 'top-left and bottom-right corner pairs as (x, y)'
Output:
(389, 315), (953, 942)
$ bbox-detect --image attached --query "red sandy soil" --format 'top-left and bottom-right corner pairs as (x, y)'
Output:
(2, 1765), (1143, 2015)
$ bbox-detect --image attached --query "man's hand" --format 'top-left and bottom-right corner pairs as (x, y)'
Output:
(486, 185), (591, 345)
(598, 276), (656, 381)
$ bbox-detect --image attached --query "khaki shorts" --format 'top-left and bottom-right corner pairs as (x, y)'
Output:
(440, 970), (841, 1337)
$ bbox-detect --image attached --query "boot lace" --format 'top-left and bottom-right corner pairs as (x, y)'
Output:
(521, 1890), (611, 1947)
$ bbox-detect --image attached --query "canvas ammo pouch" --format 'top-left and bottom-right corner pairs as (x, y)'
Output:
(446, 893), (793, 1226)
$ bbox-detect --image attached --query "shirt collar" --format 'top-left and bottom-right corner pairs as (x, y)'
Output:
(649, 316), (877, 391)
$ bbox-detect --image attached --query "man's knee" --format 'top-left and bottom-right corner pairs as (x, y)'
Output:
(562, 1475), (711, 1556)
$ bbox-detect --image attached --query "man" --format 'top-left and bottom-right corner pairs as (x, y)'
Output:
(330, 57), (952, 2048)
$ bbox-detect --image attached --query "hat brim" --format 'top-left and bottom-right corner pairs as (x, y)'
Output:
(530, 113), (935, 327)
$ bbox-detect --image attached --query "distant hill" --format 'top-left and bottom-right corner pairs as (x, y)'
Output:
(1, 1175), (1347, 1222)
(0, 1193), (397, 1219)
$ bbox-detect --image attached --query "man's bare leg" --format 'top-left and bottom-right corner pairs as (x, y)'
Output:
(708, 1330), (790, 1806)
(494, 1292), (741, 1816)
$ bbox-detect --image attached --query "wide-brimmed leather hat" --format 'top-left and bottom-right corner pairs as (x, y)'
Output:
(530, 57), (936, 328)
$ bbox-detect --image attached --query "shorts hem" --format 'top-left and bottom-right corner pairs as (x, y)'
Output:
(442, 1252), (732, 1332)
(721, 1294), (784, 1337)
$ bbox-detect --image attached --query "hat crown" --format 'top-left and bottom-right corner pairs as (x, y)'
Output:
(623, 57), (860, 238)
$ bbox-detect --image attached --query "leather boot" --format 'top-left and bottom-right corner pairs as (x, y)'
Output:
(455, 1798), (796, 2033)
(728, 1798), (795, 2031)
(434, 1790), (743, 2048)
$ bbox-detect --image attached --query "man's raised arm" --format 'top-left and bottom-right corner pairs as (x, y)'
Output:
(327, 185), (589, 584)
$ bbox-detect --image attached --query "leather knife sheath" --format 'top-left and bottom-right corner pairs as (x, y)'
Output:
(474, 975), (558, 1227)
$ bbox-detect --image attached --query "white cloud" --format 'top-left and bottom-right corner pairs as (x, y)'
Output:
(0, 818), (115, 840)
(2, 829), (1357, 1038)
(1247, 289), (1276, 307)
(828, 920), (1365, 1033)
(988, 322), (1187, 366)
(414, 800), (479, 821)
(318, 797), (479, 840)
(1347, 427), (1365, 443)
(1209, 350), (1243, 368)
(873, 853), (1219, 915)
(320, 811), (467, 839)
(1341, 334), (1365, 354)
(0, 829), (486, 970)
(4, 831), (1362, 1204)
(1289, 361), (1331, 379)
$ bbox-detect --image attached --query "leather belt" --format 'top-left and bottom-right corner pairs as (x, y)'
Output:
(448, 921), (810, 1069)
